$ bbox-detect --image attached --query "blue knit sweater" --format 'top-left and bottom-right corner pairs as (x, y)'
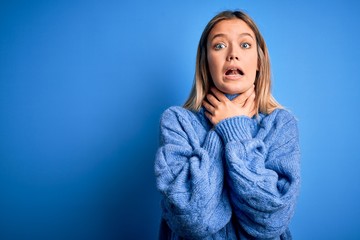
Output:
(155, 105), (300, 239)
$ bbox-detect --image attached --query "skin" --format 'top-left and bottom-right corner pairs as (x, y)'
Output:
(203, 19), (258, 125)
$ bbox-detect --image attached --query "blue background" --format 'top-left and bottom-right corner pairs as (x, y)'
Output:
(1, 0), (360, 239)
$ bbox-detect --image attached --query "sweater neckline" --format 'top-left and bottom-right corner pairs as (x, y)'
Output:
(225, 93), (239, 101)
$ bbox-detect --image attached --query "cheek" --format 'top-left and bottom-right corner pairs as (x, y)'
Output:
(207, 55), (220, 77)
(246, 55), (258, 75)
(247, 55), (258, 82)
(208, 53), (217, 67)
(207, 57), (214, 72)
(250, 53), (258, 69)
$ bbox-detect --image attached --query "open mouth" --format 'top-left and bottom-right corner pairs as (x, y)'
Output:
(225, 68), (244, 76)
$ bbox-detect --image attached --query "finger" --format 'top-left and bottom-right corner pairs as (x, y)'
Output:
(251, 103), (257, 116)
(247, 84), (255, 94)
(204, 111), (215, 125)
(232, 85), (255, 104)
(249, 101), (257, 118)
(206, 93), (220, 106)
(248, 99), (256, 115)
(243, 96), (256, 118)
(248, 108), (256, 118)
(210, 87), (228, 102)
(202, 100), (215, 114)
(235, 85), (255, 103)
(244, 92), (256, 109)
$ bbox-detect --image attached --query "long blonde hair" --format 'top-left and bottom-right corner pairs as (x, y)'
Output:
(183, 10), (282, 114)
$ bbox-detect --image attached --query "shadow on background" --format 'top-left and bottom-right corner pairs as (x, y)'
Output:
(0, 1), (180, 239)
(2, 1), (360, 240)
(98, 74), (175, 240)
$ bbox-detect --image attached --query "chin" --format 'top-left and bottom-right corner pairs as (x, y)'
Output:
(223, 90), (240, 95)
(220, 87), (244, 95)
(215, 82), (250, 94)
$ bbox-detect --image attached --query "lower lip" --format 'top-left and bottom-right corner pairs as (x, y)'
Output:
(224, 74), (244, 80)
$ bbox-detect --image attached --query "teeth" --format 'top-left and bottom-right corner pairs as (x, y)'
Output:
(226, 68), (243, 75)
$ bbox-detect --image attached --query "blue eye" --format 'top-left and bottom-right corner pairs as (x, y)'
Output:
(214, 43), (226, 50)
(241, 42), (251, 49)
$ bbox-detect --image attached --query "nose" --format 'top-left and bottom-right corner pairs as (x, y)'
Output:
(227, 55), (239, 61)
(226, 47), (239, 61)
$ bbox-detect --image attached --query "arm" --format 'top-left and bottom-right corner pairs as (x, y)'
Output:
(215, 112), (300, 239)
(154, 107), (231, 239)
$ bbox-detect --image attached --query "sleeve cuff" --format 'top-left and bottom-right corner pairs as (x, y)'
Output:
(215, 116), (252, 143)
(202, 130), (222, 158)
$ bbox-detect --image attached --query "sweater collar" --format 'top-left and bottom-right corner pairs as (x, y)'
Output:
(225, 93), (240, 101)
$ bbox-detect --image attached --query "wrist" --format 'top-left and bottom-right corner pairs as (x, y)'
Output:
(215, 116), (252, 142)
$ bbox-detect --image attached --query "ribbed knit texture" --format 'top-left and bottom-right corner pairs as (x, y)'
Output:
(155, 105), (300, 240)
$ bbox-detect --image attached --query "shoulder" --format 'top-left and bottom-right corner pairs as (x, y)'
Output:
(265, 109), (300, 154)
(259, 108), (299, 145)
(159, 106), (202, 145)
(272, 108), (296, 122)
(159, 106), (201, 132)
(262, 108), (298, 128)
(161, 106), (191, 118)
(160, 106), (195, 124)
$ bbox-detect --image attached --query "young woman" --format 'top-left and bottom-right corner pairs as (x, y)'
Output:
(155, 10), (300, 239)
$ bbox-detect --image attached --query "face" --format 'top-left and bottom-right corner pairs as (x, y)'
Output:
(207, 19), (258, 95)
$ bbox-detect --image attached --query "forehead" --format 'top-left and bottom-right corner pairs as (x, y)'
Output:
(209, 19), (255, 39)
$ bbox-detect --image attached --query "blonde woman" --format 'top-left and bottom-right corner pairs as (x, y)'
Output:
(155, 10), (300, 239)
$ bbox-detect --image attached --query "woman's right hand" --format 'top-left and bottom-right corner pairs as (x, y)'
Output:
(232, 85), (257, 117)
(203, 85), (256, 126)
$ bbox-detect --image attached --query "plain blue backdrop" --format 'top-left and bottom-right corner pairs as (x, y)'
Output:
(1, 0), (360, 239)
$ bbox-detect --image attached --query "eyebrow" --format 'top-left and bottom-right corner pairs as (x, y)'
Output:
(210, 32), (255, 41)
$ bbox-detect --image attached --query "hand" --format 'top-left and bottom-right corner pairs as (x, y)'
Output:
(202, 86), (256, 125)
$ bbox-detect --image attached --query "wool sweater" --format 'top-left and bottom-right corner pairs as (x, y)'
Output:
(155, 104), (300, 239)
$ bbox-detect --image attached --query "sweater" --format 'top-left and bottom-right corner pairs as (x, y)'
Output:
(154, 104), (301, 240)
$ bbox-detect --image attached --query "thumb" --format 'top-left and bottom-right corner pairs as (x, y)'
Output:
(232, 85), (255, 105)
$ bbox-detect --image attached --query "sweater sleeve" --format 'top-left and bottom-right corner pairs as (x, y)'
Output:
(154, 107), (231, 239)
(214, 110), (301, 239)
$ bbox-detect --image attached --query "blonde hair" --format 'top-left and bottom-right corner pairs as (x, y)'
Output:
(183, 10), (282, 114)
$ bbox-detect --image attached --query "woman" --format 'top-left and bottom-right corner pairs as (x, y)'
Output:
(155, 10), (300, 239)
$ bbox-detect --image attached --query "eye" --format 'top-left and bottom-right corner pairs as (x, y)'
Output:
(241, 42), (251, 49)
(214, 43), (226, 50)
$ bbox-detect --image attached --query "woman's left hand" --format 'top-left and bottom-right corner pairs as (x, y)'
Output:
(203, 87), (256, 125)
